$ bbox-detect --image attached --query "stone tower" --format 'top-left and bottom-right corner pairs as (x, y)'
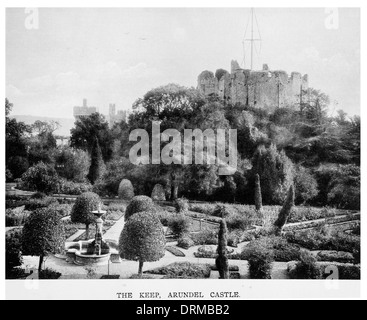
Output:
(197, 60), (309, 112)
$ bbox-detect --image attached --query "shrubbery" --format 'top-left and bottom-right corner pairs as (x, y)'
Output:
(288, 250), (322, 279)
(6, 229), (23, 278)
(58, 179), (93, 195)
(175, 198), (189, 213)
(146, 262), (211, 279)
(242, 236), (301, 262)
(118, 179), (134, 200)
(191, 229), (218, 246)
(125, 196), (154, 221)
(177, 235), (195, 249)
(226, 213), (253, 231)
(20, 162), (59, 194)
(245, 240), (274, 279)
(285, 228), (360, 257)
(168, 214), (191, 237)
(151, 183), (166, 201)
(25, 196), (59, 211)
(6, 207), (30, 227)
(252, 144), (294, 205)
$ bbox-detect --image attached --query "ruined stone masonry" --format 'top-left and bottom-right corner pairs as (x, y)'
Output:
(197, 60), (309, 112)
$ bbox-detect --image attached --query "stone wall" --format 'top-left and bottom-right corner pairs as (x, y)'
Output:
(197, 61), (309, 112)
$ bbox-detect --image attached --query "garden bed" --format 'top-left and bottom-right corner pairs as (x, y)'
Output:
(145, 262), (212, 279)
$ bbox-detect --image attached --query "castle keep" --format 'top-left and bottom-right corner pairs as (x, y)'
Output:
(197, 60), (309, 112)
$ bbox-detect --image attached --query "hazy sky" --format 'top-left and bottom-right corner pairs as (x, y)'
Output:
(6, 8), (360, 118)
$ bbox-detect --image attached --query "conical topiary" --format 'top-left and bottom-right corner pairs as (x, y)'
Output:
(254, 174), (262, 211)
(215, 219), (229, 279)
(274, 185), (295, 236)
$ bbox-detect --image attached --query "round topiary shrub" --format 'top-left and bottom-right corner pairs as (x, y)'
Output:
(125, 195), (154, 221)
(22, 207), (66, 272)
(119, 211), (166, 277)
(151, 184), (166, 201)
(118, 179), (134, 200)
(70, 192), (101, 239)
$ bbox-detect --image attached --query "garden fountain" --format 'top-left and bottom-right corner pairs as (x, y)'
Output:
(67, 203), (112, 266)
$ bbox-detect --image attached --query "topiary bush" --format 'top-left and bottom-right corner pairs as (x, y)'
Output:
(168, 214), (191, 237)
(119, 211), (166, 277)
(151, 184), (166, 201)
(216, 220), (229, 279)
(22, 207), (66, 272)
(70, 192), (101, 240)
(254, 173), (263, 211)
(244, 241), (274, 279)
(274, 185), (295, 235)
(118, 179), (135, 200)
(288, 250), (322, 279)
(174, 198), (189, 213)
(125, 195), (154, 221)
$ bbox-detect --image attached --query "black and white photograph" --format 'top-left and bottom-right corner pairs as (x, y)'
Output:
(2, 2), (364, 301)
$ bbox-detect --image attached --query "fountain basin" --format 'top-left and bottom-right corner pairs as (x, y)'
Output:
(74, 251), (111, 266)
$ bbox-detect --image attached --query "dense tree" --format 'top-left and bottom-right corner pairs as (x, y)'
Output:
(71, 192), (101, 240)
(252, 144), (294, 205)
(6, 99), (31, 179)
(294, 165), (319, 205)
(20, 162), (59, 194)
(70, 113), (113, 162)
(274, 185), (295, 235)
(87, 136), (106, 184)
(119, 211), (166, 277)
(22, 207), (66, 272)
(55, 147), (90, 182)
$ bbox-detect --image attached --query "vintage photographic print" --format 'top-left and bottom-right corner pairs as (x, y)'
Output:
(4, 5), (362, 301)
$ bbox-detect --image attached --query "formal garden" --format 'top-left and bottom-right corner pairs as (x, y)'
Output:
(5, 84), (361, 280)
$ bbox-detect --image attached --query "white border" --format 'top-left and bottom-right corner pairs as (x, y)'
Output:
(1, 1), (365, 300)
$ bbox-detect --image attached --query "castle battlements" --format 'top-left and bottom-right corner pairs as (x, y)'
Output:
(197, 60), (309, 111)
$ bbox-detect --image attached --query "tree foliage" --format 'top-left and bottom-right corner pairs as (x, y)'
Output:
(22, 207), (66, 271)
(70, 112), (113, 162)
(71, 192), (101, 239)
(87, 136), (106, 185)
(119, 211), (166, 276)
(20, 162), (59, 194)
